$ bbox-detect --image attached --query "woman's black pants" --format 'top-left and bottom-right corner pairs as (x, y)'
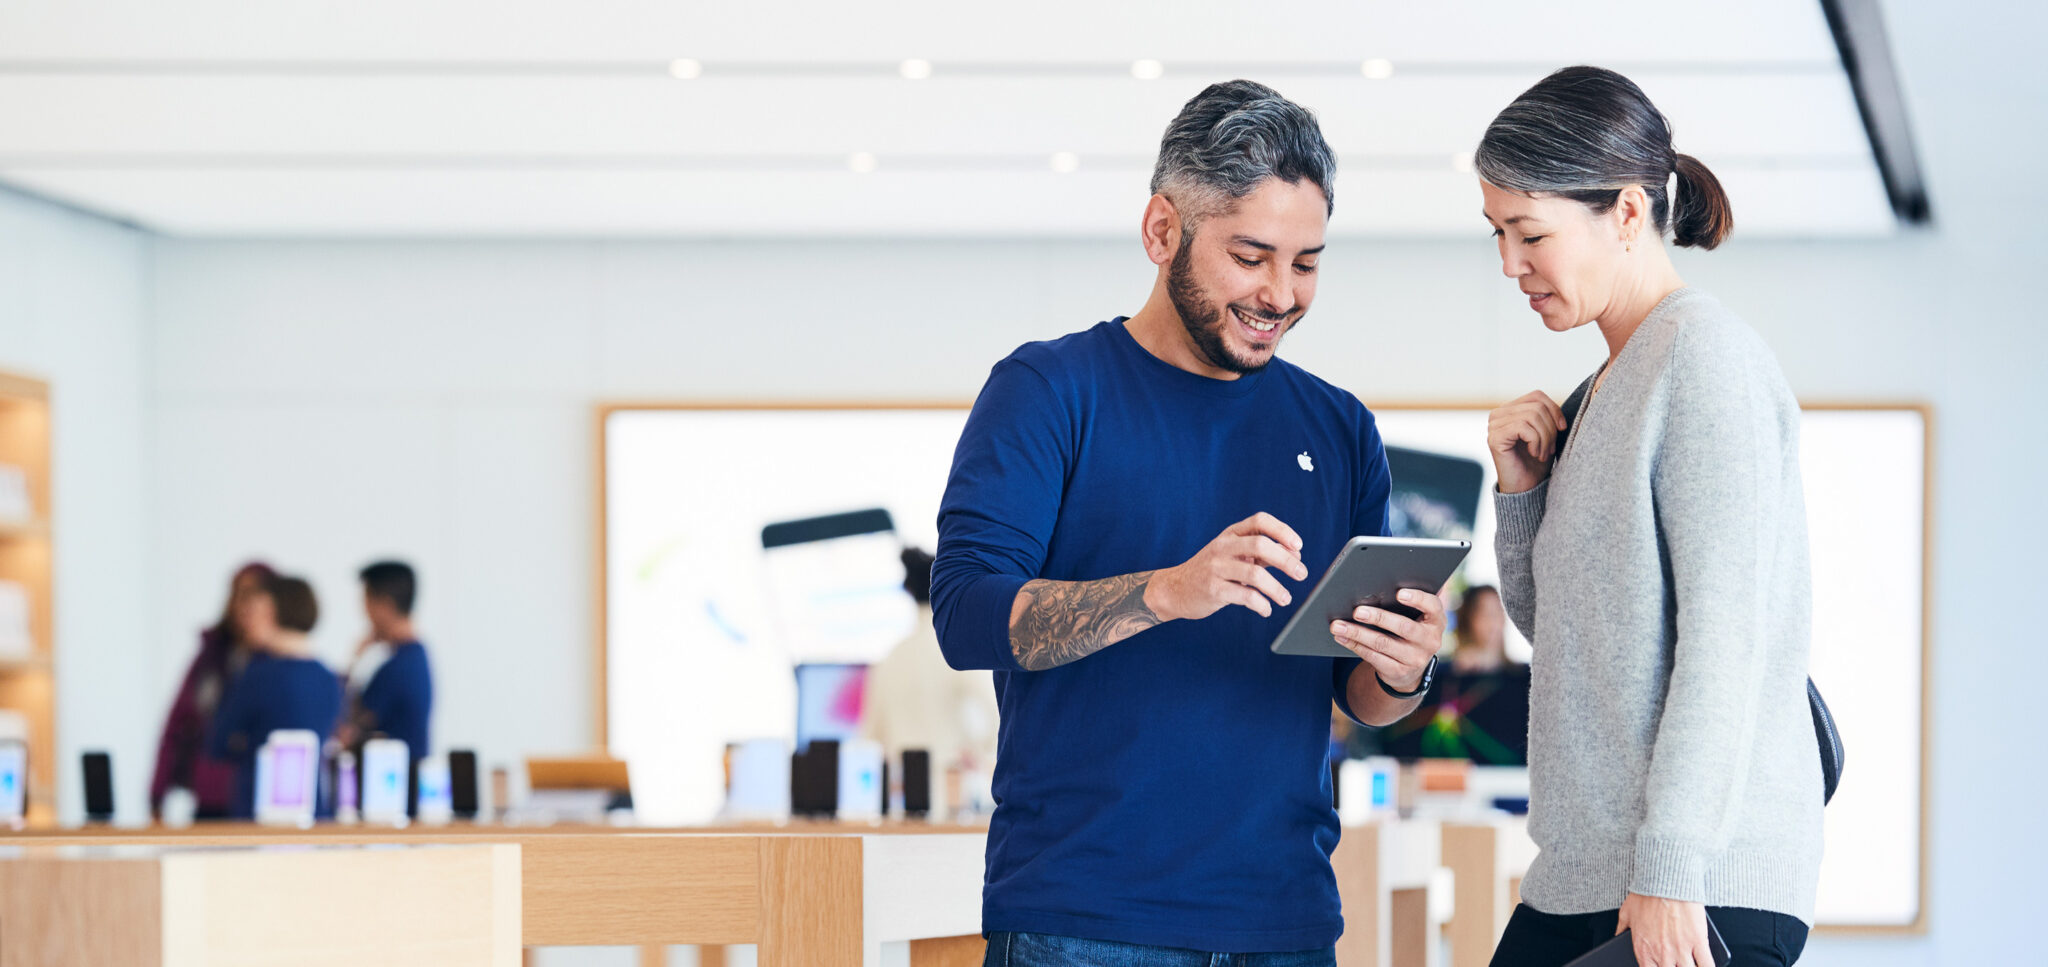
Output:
(1487, 903), (1809, 966)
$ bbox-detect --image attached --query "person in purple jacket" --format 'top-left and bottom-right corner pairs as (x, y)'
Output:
(149, 561), (273, 819)
(932, 80), (1445, 966)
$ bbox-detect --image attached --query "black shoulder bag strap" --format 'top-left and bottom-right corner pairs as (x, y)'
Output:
(1555, 382), (1844, 806)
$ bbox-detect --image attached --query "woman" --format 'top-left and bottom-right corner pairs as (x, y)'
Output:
(1448, 586), (1510, 675)
(1476, 67), (1821, 966)
(148, 561), (273, 819)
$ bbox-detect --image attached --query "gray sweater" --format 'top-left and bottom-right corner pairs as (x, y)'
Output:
(1495, 288), (1824, 923)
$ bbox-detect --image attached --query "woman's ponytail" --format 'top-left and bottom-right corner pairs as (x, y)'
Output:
(1671, 153), (1733, 250)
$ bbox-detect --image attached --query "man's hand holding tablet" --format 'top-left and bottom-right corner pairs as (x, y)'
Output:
(1267, 536), (1470, 695)
(1330, 587), (1448, 693)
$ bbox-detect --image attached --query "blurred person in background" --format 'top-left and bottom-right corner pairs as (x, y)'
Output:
(1448, 585), (1512, 675)
(1377, 585), (1531, 765)
(339, 560), (433, 815)
(149, 561), (273, 819)
(209, 573), (342, 820)
(862, 547), (1000, 791)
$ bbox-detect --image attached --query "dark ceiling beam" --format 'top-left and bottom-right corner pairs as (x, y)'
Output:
(1821, 0), (1932, 224)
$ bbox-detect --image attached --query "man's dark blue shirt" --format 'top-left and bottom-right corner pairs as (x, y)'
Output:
(932, 319), (1391, 952)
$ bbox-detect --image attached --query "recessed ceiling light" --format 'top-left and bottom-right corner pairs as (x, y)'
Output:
(667, 59), (703, 80)
(849, 152), (879, 174)
(1050, 152), (1081, 174)
(1130, 59), (1164, 80)
(899, 59), (933, 80)
(1451, 152), (1476, 174)
(1361, 59), (1394, 80)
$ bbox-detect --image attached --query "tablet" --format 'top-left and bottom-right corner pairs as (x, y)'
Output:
(1564, 915), (1729, 967)
(253, 729), (319, 828)
(1269, 536), (1471, 658)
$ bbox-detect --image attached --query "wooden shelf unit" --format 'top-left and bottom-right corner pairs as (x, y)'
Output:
(0, 370), (53, 827)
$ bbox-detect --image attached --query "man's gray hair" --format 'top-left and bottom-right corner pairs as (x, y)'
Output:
(1150, 80), (1336, 223)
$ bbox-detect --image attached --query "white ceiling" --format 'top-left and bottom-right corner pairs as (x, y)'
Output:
(0, 1), (1895, 238)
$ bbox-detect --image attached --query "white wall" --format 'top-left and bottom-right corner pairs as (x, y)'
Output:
(145, 243), (601, 769)
(0, 187), (153, 826)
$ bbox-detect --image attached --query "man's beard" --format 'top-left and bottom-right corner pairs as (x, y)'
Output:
(1166, 234), (1300, 375)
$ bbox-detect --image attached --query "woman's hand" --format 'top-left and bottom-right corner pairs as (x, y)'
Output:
(1617, 892), (1713, 967)
(1487, 390), (1568, 494)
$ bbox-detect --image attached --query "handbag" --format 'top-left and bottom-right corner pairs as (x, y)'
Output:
(1555, 379), (1845, 805)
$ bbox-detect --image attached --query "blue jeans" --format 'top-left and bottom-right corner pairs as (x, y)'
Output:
(984, 931), (1338, 967)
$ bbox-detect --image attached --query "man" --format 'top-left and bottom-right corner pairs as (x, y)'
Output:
(932, 81), (1445, 965)
(341, 560), (434, 813)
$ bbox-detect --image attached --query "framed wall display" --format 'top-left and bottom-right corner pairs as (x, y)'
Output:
(598, 401), (1930, 930)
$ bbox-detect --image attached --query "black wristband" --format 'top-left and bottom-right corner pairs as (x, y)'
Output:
(1377, 655), (1437, 699)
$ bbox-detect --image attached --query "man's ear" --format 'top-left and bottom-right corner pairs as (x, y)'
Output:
(1140, 194), (1182, 266)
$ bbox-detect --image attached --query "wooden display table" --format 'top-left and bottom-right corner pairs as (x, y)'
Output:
(10, 817), (1448, 967)
(7, 825), (981, 967)
(0, 842), (519, 966)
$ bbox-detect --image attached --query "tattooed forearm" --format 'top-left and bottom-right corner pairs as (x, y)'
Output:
(1008, 571), (1163, 671)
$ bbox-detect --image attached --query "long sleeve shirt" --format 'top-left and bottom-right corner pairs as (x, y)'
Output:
(931, 319), (1391, 952)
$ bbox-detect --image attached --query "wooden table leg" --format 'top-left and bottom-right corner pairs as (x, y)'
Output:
(1334, 822), (1384, 967)
(638, 944), (667, 967)
(1390, 888), (1430, 967)
(1449, 823), (1499, 966)
(1443, 822), (1537, 967)
(910, 935), (987, 967)
(699, 945), (729, 967)
(758, 836), (865, 967)
(1444, 823), (1501, 967)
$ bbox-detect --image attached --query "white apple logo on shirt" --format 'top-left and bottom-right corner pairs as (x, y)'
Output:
(1297, 452), (1314, 471)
